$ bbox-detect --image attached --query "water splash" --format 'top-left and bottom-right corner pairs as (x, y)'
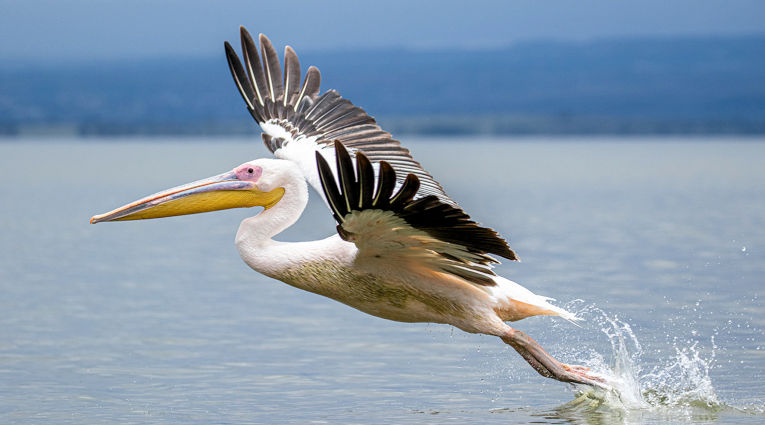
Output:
(549, 303), (759, 422)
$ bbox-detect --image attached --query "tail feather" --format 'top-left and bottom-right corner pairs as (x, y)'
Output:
(490, 275), (582, 325)
(542, 301), (582, 326)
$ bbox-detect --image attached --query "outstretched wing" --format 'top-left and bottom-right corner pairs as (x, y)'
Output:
(224, 27), (454, 207)
(316, 142), (517, 286)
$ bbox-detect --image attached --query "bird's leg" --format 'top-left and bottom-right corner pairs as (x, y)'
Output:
(501, 327), (609, 389)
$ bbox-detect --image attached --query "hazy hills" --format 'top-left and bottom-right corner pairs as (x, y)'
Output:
(2, 35), (764, 136)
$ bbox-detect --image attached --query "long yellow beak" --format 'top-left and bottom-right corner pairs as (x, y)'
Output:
(90, 171), (284, 223)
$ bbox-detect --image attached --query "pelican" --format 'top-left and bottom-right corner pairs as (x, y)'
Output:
(91, 27), (606, 388)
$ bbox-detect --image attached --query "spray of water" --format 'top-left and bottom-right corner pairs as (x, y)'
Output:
(547, 302), (757, 422)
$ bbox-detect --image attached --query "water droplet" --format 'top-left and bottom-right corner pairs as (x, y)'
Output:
(741, 246), (747, 252)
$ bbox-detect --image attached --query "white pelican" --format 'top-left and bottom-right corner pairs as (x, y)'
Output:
(91, 27), (606, 388)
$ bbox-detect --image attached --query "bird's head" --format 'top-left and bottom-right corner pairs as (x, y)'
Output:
(90, 158), (293, 224)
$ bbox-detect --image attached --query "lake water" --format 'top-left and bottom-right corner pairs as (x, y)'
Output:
(1, 136), (763, 424)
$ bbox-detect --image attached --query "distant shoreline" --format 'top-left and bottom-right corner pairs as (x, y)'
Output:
(3, 115), (765, 137)
(3, 35), (765, 138)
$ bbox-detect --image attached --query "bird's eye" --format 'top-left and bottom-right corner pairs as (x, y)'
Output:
(236, 165), (261, 181)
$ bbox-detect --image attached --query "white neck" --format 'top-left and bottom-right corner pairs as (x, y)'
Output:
(235, 172), (308, 245)
(235, 167), (309, 275)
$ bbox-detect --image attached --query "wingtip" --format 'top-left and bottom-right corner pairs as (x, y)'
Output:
(306, 65), (321, 81)
(509, 250), (520, 262)
(259, 33), (272, 47)
(223, 41), (241, 65)
(240, 27), (255, 45)
(285, 45), (299, 65)
(240, 26), (253, 39)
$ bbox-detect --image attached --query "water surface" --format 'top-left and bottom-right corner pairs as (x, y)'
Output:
(1, 136), (763, 424)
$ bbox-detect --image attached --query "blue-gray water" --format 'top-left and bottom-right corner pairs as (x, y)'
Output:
(1, 136), (763, 424)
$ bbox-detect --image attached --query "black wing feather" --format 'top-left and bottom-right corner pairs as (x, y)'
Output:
(316, 150), (345, 223)
(356, 153), (374, 209)
(259, 33), (284, 102)
(228, 28), (322, 125)
(283, 46), (301, 107)
(372, 161), (396, 210)
(334, 140), (357, 212)
(240, 28), (268, 107)
(225, 28), (454, 206)
(224, 42), (257, 114)
(300, 66), (321, 105)
(316, 142), (518, 266)
(389, 174), (420, 211)
(401, 197), (517, 261)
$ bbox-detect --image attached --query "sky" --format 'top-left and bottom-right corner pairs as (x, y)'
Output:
(1, 0), (765, 63)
